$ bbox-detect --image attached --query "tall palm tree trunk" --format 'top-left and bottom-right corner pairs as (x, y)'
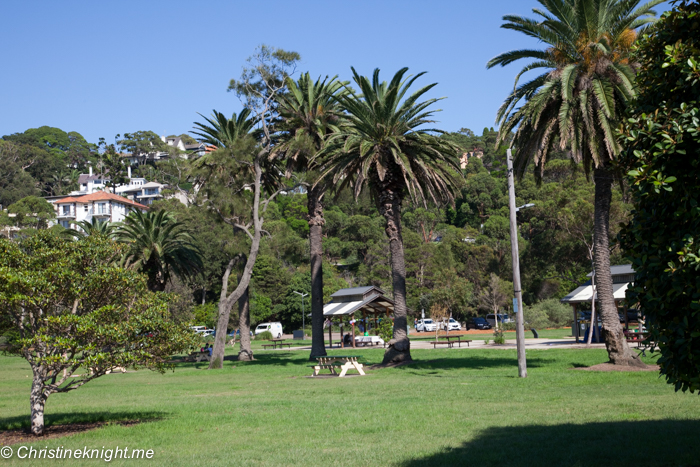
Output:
(308, 186), (327, 359)
(594, 166), (644, 367)
(238, 286), (253, 361)
(378, 185), (412, 364)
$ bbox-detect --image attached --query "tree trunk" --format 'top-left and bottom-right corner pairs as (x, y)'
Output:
(378, 187), (412, 364)
(308, 187), (327, 359)
(594, 166), (644, 367)
(210, 299), (231, 369)
(238, 286), (254, 361)
(30, 370), (46, 436)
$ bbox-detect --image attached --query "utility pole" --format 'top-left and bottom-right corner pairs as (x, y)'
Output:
(294, 291), (308, 340)
(507, 149), (527, 378)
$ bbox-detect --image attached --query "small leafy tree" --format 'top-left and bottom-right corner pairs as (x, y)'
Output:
(478, 273), (509, 330)
(6, 196), (55, 229)
(0, 231), (196, 435)
(430, 303), (449, 341)
(620, 0), (700, 391)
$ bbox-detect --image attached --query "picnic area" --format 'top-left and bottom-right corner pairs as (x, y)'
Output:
(2, 346), (699, 466)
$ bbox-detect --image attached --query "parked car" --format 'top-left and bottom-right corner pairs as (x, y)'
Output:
(229, 329), (253, 337)
(439, 318), (462, 331)
(254, 322), (283, 338)
(486, 314), (513, 327)
(416, 319), (437, 332)
(466, 317), (492, 330)
(190, 325), (215, 336)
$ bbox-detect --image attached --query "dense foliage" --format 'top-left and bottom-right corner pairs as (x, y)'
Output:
(0, 231), (196, 434)
(620, 0), (700, 392)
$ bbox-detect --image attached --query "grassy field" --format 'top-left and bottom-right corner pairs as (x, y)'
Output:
(1, 347), (699, 466)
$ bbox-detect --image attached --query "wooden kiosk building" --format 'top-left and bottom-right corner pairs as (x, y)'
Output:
(323, 286), (395, 347)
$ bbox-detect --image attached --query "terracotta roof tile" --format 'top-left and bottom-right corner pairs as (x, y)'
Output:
(71, 192), (148, 210)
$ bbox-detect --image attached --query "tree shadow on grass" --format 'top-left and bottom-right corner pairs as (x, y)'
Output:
(393, 356), (557, 372)
(0, 411), (166, 431)
(399, 419), (700, 467)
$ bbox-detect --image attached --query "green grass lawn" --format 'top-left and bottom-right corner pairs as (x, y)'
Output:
(1, 347), (699, 466)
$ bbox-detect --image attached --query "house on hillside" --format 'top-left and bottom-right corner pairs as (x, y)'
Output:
(49, 192), (148, 229)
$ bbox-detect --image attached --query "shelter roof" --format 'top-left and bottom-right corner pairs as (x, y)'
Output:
(560, 283), (629, 304)
(586, 264), (634, 277)
(330, 286), (386, 298)
(323, 293), (395, 316)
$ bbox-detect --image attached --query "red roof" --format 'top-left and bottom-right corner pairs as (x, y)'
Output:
(56, 192), (148, 210)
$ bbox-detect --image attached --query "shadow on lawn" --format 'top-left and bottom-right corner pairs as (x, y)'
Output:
(394, 356), (557, 372)
(0, 411), (166, 431)
(400, 419), (700, 467)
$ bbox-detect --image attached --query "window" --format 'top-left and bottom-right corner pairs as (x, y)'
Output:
(84, 204), (88, 212)
(97, 203), (107, 214)
(60, 220), (70, 229)
(62, 205), (70, 215)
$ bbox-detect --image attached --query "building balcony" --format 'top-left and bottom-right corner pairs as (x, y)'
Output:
(91, 207), (112, 217)
(56, 209), (76, 218)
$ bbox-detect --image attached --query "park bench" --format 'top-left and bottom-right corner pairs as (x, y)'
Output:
(438, 335), (472, 347)
(262, 344), (276, 350)
(429, 341), (455, 349)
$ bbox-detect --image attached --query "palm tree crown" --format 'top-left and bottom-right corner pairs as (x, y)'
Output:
(192, 108), (258, 149)
(321, 67), (461, 205)
(274, 72), (348, 173)
(115, 210), (202, 292)
(64, 218), (117, 239)
(487, 0), (662, 176)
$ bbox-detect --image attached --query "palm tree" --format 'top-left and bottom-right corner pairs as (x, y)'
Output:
(320, 67), (462, 364)
(274, 72), (348, 359)
(191, 108), (257, 148)
(63, 218), (117, 239)
(487, 0), (662, 366)
(114, 210), (202, 292)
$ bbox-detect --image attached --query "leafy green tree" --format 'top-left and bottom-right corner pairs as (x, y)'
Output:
(488, 0), (661, 367)
(0, 231), (195, 435)
(3, 126), (94, 169)
(115, 210), (203, 292)
(274, 72), (348, 358)
(620, 0), (700, 391)
(117, 131), (171, 163)
(6, 196), (56, 229)
(321, 67), (462, 363)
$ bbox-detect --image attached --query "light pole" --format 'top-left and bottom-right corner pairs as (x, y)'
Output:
(294, 291), (308, 339)
(506, 148), (534, 378)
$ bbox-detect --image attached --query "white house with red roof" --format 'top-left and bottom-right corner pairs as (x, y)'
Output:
(50, 192), (148, 229)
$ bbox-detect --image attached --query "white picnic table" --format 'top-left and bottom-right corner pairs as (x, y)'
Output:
(354, 336), (385, 346)
(311, 355), (366, 377)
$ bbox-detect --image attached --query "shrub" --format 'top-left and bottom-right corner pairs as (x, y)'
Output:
(525, 299), (572, 329)
(493, 329), (506, 345)
(255, 331), (273, 341)
(375, 319), (393, 342)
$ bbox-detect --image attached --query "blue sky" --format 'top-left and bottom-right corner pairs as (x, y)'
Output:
(0, 1), (671, 144)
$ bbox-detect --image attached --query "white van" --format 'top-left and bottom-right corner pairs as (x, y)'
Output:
(254, 322), (283, 338)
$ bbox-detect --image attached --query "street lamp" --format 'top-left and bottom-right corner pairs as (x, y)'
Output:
(294, 291), (308, 339)
(506, 149), (534, 378)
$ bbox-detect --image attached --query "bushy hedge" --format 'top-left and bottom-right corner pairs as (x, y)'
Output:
(255, 331), (273, 341)
(620, 1), (700, 392)
(524, 299), (572, 330)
